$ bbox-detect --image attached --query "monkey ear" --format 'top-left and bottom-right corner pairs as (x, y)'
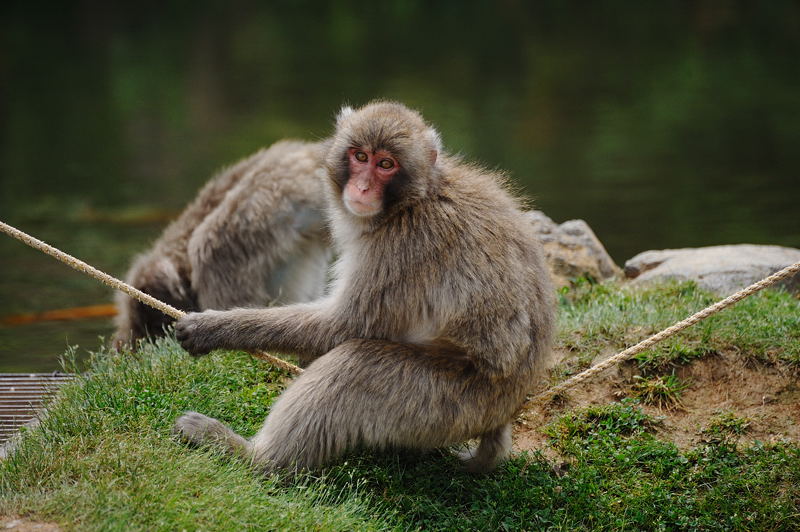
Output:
(336, 105), (354, 127)
(426, 127), (442, 165)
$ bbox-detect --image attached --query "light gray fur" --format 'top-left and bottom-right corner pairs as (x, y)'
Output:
(113, 140), (332, 348)
(173, 101), (555, 473)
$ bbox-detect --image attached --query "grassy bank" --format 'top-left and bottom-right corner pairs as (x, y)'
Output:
(1, 281), (798, 530)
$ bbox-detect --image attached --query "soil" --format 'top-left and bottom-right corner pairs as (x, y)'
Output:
(515, 348), (800, 453)
(0, 517), (61, 532)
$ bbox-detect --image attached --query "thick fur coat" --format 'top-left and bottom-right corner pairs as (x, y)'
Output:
(174, 101), (555, 473)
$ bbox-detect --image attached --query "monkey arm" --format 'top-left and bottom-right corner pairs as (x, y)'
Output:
(175, 301), (349, 363)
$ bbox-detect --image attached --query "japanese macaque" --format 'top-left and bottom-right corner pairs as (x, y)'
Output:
(112, 140), (332, 348)
(173, 101), (555, 473)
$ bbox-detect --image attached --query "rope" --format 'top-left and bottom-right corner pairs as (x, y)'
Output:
(526, 259), (800, 407)
(2, 220), (798, 404)
(0, 220), (303, 376)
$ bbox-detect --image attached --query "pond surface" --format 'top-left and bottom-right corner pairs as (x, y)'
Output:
(2, 2), (799, 371)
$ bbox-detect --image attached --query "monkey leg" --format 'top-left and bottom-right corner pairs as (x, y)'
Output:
(245, 339), (519, 472)
(455, 424), (512, 473)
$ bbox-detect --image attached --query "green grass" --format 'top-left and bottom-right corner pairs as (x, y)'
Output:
(701, 412), (752, 444)
(629, 374), (690, 409)
(0, 340), (391, 531)
(558, 279), (800, 370)
(1, 281), (799, 530)
(541, 401), (799, 530)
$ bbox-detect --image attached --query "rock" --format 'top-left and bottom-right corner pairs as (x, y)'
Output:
(624, 244), (800, 295)
(525, 211), (622, 288)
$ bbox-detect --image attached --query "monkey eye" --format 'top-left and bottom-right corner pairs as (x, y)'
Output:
(378, 159), (394, 169)
(354, 151), (368, 162)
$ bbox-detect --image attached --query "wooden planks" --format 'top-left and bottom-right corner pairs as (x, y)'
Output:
(0, 373), (75, 445)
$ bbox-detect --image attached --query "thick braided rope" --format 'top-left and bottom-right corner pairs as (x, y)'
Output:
(527, 259), (800, 407)
(0, 220), (303, 375)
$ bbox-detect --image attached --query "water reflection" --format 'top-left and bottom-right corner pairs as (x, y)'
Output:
(1, 1), (799, 371)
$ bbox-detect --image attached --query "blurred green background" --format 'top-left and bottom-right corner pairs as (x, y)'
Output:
(1, 1), (799, 371)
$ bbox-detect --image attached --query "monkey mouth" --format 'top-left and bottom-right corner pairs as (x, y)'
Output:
(343, 197), (381, 217)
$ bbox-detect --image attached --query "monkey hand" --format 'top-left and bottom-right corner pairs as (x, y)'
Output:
(175, 311), (226, 357)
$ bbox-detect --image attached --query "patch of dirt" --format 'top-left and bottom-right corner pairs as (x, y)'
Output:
(515, 349), (800, 453)
(0, 517), (61, 532)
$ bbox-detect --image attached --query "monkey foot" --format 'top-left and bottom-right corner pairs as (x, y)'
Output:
(173, 411), (231, 447)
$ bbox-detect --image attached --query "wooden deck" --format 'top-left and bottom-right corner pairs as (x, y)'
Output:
(0, 373), (75, 446)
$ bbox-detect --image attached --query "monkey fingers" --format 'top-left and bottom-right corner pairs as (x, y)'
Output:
(174, 311), (226, 357)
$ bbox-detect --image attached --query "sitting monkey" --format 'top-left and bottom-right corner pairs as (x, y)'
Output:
(174, 101), (556, 473)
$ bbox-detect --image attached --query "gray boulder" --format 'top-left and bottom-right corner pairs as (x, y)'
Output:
(525, 211), (622, 288)
(624, 244), (800, 295)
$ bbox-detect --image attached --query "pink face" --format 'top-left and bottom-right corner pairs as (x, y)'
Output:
(343, 147), (401, 217)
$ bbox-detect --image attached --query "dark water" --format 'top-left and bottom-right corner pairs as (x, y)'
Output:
(2, 1), (799, 371)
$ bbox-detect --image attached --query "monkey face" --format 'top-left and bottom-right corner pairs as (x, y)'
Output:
(326, 101), (444, 218)
(342, 147), (401, 217)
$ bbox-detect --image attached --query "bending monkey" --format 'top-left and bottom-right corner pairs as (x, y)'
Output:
(113, 140), (332, 348)
(174, 101), (556, 473)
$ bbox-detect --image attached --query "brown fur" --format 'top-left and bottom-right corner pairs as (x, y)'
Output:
(113, 140), (332, 348)
(173, 101), (555, 473)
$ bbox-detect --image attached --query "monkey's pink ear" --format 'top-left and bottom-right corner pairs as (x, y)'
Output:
(426, 127), (442, 165)
(336, 105), (354, 126)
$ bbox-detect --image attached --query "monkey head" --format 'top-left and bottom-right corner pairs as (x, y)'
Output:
(325, 101), (443, 218)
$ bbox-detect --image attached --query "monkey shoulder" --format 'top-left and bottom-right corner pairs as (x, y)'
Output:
(433, 172), (529, 253)
(195, 141), (329, 236)
(238, 140), (327, 196)
(155, 140), (325, 244)
(423, 169), (546, 299)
